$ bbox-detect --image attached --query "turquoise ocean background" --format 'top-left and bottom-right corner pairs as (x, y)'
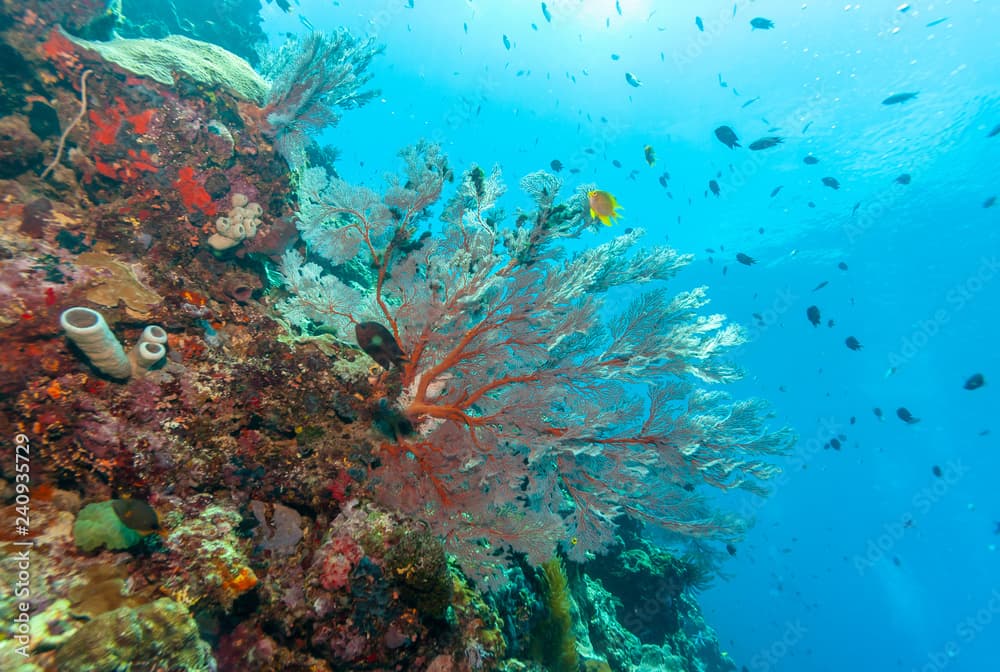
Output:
(263, 2), (998, 671)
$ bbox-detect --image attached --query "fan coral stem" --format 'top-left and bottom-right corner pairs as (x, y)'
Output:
(41, 69), (92, 180)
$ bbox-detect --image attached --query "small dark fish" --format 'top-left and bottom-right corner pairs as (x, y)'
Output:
(807, 201), (816, 208)
(741, 96), (760, 109)
(750, 17), (774, 30)
(838, 261), (849, 270)
(827, 319), (835, 328)
(550, 159), (563, 172)
(932, 465), (943, 478)
(569, 168), (580, 174)
(882, 92), (918, 105)
(806, 305), (821, 327)
(718, 73), (728, 88)
(111, 499), (160, 534)
(964, 373), (985, 390)
(822, 176), (840, 190)
(752, 312), (763, 321)
(803, 155), (820, 165)
(758, 227), (765, 234)
(852, 202), (861, 215)
(658, 175), (668, 188)
(984, 196), (997, 208)
(726, 543), (737, 556)
(612, 159), (622, 168)
(770, 185), (783, 197)
(695, 16), (704, 31)
(925, 17), (948, 27)
(801, 121), (813, 133)
(895, 173), (911, 185)
(625, 72), (642, 87)
(584, 148), (595, 154)
(541, 2), (552, 22)
(830, 438), (841, 450)
(812, 281), (828, 292)
(611, 53), (620, 60)
(709, 179), (720, 197)
(463, 22), (468, 34)
(615, 0), (622, 15)
(988, 123), (1000, 138)
(714, 125), (741, 149)
(850, 416), (856, 425)
(873, 407), (883, 420)
(845, 336), (863, 351)
(736, 253), (756, 266)
(356, 322), (407, 370)
(641, 136), (659, 170)
(502, 34), (511, 50)
(896, 407), (920, 424)
(748, 136), (783, 150)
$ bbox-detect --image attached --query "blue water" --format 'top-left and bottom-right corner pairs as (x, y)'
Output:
(264, 2), (1000, 671)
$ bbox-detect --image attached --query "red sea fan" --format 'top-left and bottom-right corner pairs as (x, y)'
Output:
(276, 145), (795, 587)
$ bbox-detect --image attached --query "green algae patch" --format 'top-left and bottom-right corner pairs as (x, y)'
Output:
(73, 500), (142, 551)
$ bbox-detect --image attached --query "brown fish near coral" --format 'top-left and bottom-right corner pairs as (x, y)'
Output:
(111, 498), (160, 535)
(355, 322), (407, 369)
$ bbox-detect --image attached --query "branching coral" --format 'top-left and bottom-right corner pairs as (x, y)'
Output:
(259, 30), (382, 167)
(275, 142), (795, 587)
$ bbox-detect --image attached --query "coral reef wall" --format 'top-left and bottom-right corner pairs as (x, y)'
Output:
(0, 2), (774, 671)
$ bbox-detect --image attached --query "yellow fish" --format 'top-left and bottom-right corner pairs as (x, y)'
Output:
(587, 189), (623, 226)
(644, 144), (656, 166)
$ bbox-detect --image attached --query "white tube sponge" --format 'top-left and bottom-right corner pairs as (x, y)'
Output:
(138, 325), (168, 347)
(133, 341), (166, 370)
(133, 325), (167, 371)
(60, 307), (132, 379)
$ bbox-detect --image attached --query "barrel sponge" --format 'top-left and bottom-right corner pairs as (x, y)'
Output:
(60, 307), (132, 379)
(65, 30), (268, 103)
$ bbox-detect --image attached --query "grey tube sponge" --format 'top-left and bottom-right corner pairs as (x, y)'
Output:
(138, 325), (167, 347)
(60, 307), (132, 379)
(133, 325), (168, 372)
(133, 341), (166, 371)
